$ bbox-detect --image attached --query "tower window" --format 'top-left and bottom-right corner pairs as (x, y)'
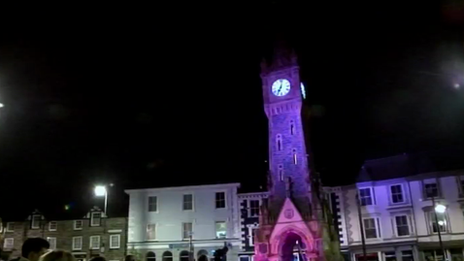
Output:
(293, 149), (297, 164)
(290, 121), (295, 135)
(276, 134), (282, 151)
(278, 165), (284, 181)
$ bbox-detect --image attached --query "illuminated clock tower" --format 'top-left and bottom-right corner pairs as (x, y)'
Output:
(254, 43), (342, 261)
(261, 47), (309, 201)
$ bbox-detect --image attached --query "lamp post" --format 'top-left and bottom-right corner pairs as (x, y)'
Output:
(94, 185), (108, 215)
(433, 199), (447, 260)
(355, 193), (367, 261)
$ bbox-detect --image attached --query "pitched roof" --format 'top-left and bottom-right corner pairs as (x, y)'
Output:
(357, 147), (464, 182)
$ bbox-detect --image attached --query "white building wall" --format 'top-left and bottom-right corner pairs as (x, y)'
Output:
(126, 183), (241, 243)
(339, 169), (464, 260)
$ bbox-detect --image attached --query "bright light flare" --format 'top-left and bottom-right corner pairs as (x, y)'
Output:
(94, 185), (107, 197)
(435, 204), (446, 213)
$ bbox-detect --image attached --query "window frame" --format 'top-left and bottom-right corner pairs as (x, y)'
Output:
(31, 215), (41, 229)
(423, 180), (440, 198)
(148, 196), (158, 212)
(146, 223), (157, 241)
(427, 210), (449, 234)
(249, 200), (260, 217)
(182, 194), (194, 211)
(182, 222), (193, 240)
(48, 221), (57, 231)
(3, 238), (14, 249)
(6, 222), (14, 232)
(247, 225), (258, 246)
(72, 236), (83, 250)
(109, 234), (121, 249)
(389, 184), (405, 204)
(215, 221), (227, 239)
(358, 187), (375, 206)
(90, 212), (102, 227)
(47, 237), (57, 249)
(362, 217), (381, 239)
(73, 220), (83, 230)
(89, 235), (101, 250)
(393, 215), (411, 237)
(215, 192), (226, 209)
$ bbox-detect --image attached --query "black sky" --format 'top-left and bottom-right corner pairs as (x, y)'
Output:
(0, 2), (463, 217)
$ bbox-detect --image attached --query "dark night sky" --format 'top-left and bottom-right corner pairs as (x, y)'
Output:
(0, 2), (463, 217)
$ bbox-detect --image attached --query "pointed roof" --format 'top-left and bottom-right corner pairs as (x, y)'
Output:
(275, 198), (304, 223)
(261, 35), (298, 74)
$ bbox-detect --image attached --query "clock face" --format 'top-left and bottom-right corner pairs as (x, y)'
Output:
(272, 79), (291, 96)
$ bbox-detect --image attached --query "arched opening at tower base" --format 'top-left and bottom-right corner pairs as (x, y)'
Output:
(279, 232), (314, 261)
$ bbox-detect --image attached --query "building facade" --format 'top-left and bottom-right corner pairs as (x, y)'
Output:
(338, 153), (464, 261)
(125, 183), (241, 261)
(0, 207), (127, 261)
(237, 192), (268, 261)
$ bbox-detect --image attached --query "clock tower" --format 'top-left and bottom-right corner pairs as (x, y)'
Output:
(254, 42), (342, 261)
(261, 46), (309, 202)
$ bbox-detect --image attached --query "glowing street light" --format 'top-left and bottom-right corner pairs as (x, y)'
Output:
(0, 103), (4, 108)
(94, 185), (108, 215)
(435, 204), (447, 214)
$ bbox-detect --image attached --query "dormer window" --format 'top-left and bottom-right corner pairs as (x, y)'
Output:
(91, 212), (102, 227)
(31, 215), (41, 229)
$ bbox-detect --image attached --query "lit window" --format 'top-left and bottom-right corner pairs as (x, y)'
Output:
(215, 221), (227, 238)
(429, 211), (448, 233)
(89, 236), (100, 250)
(148, 196), (158, 212)
(183, 194), (193, 210)
(147, 224), (156, 240)
(182, 222), (193, 239)
(278, 165), (284, 181)
(3, 238), (14, 249)
(47, 237), (57, 249)
(215, 192), (226, 209)
(292, 149), (297, 164)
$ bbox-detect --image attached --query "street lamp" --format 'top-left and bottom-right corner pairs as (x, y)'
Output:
(435, 204), (446, 214)
(94, 185), (108, 215)
(433, 201), (447, 260)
